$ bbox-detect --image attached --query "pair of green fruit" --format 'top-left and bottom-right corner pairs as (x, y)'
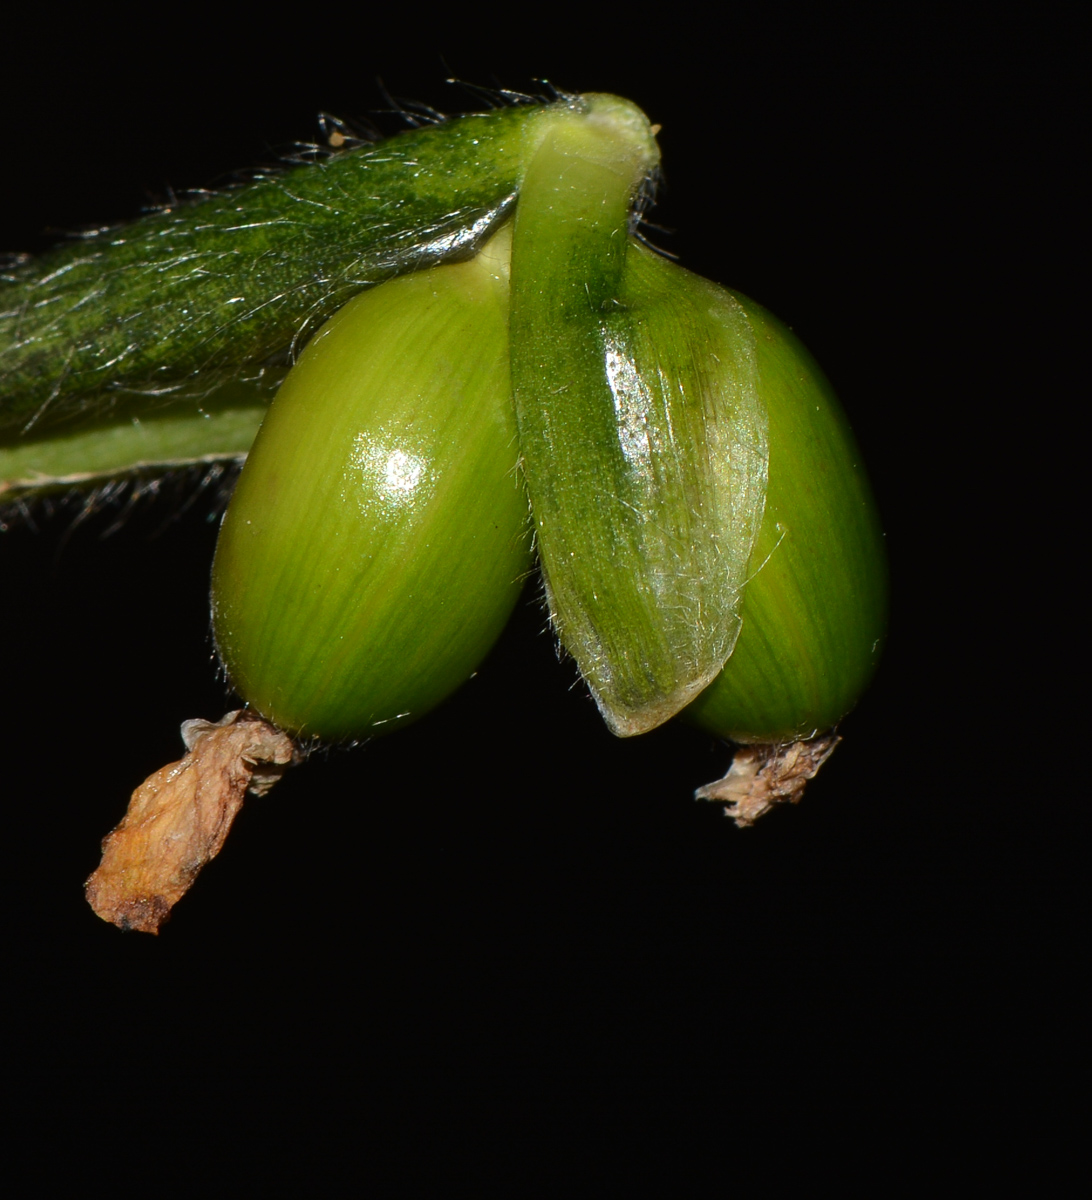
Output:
(212, 96), (886, 756)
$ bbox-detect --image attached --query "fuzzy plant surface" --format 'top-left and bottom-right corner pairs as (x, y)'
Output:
(0, 94), (596, 501)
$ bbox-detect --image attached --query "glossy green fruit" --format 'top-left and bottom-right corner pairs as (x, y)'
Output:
(681, 278), (888, 744)
(210, 227), (532, 741)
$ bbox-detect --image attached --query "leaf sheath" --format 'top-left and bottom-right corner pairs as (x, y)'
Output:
(0, 100), (578, 439)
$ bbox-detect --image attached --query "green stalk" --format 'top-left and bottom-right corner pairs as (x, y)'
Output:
(0, 97), (588, 452)
(0, 379), (272, 503)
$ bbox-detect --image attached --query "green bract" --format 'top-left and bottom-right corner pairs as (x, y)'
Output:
(512, 167), (768, 734)
(210, 226), (531, 740)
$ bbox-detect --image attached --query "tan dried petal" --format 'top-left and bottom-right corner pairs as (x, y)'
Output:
(85, 711), (295, 933)
(695, 735), (841, 828)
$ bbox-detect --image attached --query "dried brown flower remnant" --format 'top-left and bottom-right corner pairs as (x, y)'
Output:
(695, 735), (842, 827)
(85, 711), (296, 933)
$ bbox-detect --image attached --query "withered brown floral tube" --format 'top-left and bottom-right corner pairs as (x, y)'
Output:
(85, 712), (295, 934)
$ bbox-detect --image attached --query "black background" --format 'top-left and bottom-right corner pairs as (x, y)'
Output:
(0, 3), (1076, 1166)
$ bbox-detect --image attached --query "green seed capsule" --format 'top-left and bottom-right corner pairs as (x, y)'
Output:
(682, 280), (888, 743)
(210, 226), (532, 741)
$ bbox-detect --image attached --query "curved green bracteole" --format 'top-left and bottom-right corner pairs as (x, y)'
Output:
(510, 99), (770, 737)
(0, 96), (595, 441)
(683, 291), (888, 744)
(210, 225), (532, 741)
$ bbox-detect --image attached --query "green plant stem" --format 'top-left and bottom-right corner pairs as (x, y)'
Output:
(0, 98), (586, 441)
